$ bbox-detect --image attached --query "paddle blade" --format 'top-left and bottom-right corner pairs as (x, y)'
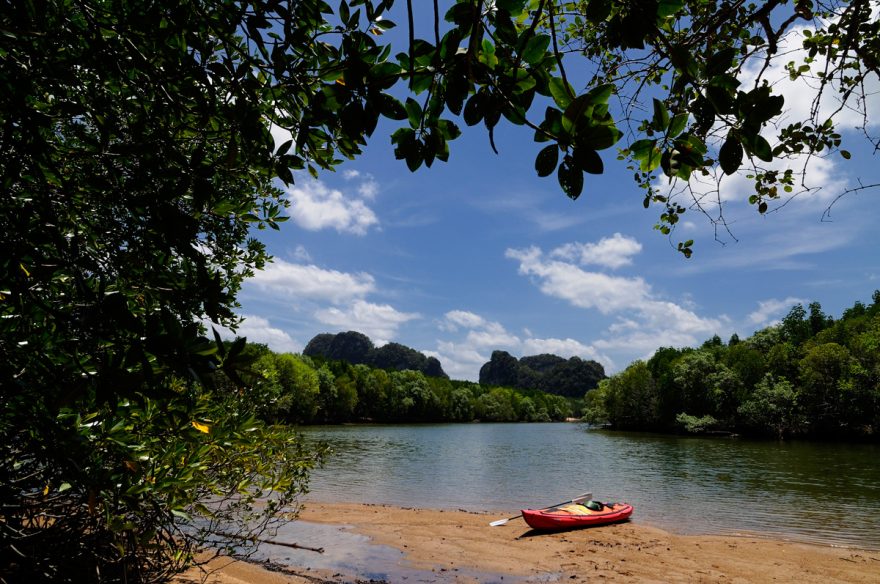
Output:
(572, 492), (592, 504)
(489, 518), (509, 527)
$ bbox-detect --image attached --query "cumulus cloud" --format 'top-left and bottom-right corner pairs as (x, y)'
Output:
(748, 296), (806, 326)
(285, 178), (378, 235)
(426, 342), (488, 381)
(550, 233), (643, 269)
(342, 169), (379, 199)
(440, 310), (488, 331)
(314, 300), (420, 345)
(249, 259), (375, 304)
(506, 246), (653, 314)
(431, 309), (611, 381)
(506, 240), (724, 358)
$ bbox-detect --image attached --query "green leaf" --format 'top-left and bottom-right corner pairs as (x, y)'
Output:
(557, 157), (584, 200)
(583, 83), (614, 106)
(522, 34), (551, 65)
(718, 134), (744, 175)
(630, 138), (661, 171)
(630, 139), (655, 158)
(585, 0), (612, 23)
(707, 47), (738, 77)
(171, 509), (192, 521)
(378, 94), (407, 120)
(657, 0), (685, 18)
(578, 124), (622, 150)
(668, 113), (688, 137)
(436, 119), (461, 141)
(640, 148), (662, 172)
(840, 149), (851, 159)
(404, 140), (423, 171)
(652, 99), (670, 131)
(750, 134), (773, 162)
(549, 77), (574, 109)
(463, 93), (484, 126)
(496, 0), (528, 16)
(404, 98), (422, 129)
(535, 144), (559, 177)
(562, 94), (593, 128)
(572, 148), (604, 174)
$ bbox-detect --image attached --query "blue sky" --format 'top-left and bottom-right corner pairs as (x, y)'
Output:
(223, 10), (880, 381)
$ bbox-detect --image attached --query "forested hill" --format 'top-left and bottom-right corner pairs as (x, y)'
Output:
(235, 342), (575, 424)
(480, 350), (606, 397)
(303, 331), (447, 378)
(584, 291), (880, 441)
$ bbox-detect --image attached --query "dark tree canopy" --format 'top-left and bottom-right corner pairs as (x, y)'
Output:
(479, 350), (606, 396)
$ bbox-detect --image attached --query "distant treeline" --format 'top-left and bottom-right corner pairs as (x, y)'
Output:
(584, 291), (880, 440)
(234, 343), (577, 424)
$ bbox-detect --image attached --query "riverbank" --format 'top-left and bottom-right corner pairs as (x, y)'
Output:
(174, 502), (880, 583)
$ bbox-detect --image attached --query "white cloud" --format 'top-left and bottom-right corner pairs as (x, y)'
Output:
(314, 300), (420, 345)
(550, 233), (643, 269)
(465, 327), (521, 349)
(506, 246), (653, 314)
(342, 169), (379, 200)
(431, 308), (612, 381)
(286, 178), (378, 235)
(292, 245), (311, 262)
(427, 342), (489, 381)
(748, 296), (806, 326)
(506, 241), (724, 360)
(441, 310), (488, 331)
(212, 314), (301, 354)
(249, 259), (375, 304)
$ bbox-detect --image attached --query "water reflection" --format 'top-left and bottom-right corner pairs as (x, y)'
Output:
(301, 423), (880, 549)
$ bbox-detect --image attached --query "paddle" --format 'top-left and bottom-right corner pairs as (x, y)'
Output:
(489, 492), (592, 527)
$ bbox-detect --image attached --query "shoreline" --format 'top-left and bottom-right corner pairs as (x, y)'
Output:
(174, 502), (880, 583)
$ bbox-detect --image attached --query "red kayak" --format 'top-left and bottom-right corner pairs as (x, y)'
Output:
(522, 501), (633, 531)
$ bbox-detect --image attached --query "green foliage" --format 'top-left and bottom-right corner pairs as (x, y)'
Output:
(738, 375), (802, 439)
(2, 378), (323, 583)
(675, 413), (719, 434)
(601, 361), (661, 430)
(247, 343), (574, 425)
(589, 294), (880, 440)
(2, 0), (391, 577)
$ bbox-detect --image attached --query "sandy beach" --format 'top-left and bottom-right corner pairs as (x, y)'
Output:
(174, 502), (880, 583)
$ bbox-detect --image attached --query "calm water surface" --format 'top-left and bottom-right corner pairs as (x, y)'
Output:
(300, 423), (880, 549)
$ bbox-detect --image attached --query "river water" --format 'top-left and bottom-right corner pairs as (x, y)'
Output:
(299, 422), (880, 550)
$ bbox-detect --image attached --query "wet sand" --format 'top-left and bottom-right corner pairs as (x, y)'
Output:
(174, 502), (880, 583)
